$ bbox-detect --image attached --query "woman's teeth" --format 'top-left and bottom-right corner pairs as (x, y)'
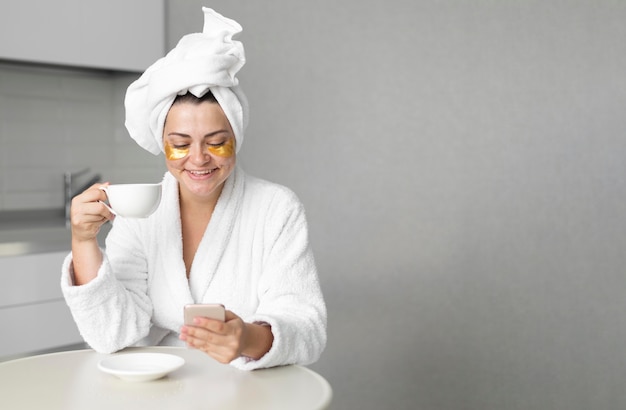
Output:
(189, 169), (214, 175)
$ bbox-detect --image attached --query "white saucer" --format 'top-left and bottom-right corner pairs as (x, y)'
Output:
(98, 352), (185, 382)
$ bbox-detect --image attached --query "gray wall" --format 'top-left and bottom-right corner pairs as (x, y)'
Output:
(168, 1), (626, 409)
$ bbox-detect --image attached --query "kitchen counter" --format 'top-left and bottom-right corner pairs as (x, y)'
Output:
(0, 209), (110, 257)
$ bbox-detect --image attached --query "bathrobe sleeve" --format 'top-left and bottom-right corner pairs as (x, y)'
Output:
(229, 186), (327, 370)
(60, 219), (153, 354)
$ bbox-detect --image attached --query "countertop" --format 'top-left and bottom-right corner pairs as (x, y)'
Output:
(0, 209), (110, 257)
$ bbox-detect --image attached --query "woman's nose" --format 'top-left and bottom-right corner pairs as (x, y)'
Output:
(188, 145), (210, 163)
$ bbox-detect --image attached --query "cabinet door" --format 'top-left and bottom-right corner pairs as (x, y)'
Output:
(0, 251), (83, 358)
(0, 251), (67, 308)
(0, 0), (165, 71)
(0, 300), (82, 358)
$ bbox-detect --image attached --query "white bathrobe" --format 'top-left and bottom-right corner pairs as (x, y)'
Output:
(61, 167), (327, 370)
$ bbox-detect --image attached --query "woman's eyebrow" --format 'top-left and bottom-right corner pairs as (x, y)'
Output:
(166, 132), (191, 138)
(203, 129), (230, 138)
(166, 130), (229, 138)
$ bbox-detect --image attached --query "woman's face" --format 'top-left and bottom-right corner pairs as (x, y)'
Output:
(163, 101), (236, 203)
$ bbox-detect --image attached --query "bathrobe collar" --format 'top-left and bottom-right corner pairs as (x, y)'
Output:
(159, 166), (244, 303)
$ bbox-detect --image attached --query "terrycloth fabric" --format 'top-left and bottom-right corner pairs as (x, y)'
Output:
(124, 7), (249, 155)
(60, 167), (327, 370)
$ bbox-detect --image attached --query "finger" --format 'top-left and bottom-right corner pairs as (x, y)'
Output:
(72, 183), (108, 203)
(182, 324), (220, 347)
(73, 201), (114, 223)
(70, 194), (111, 225)
(192, 316), (227, 334)
(180, 327), (239, 363)
(96, 201), (116, 221)
(190, 336), (236, 363)
(183, 325), (232, 352)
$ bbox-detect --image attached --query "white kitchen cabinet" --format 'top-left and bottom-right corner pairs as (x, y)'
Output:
(0, 0), (165, 72)
(0, 251), (83, 359)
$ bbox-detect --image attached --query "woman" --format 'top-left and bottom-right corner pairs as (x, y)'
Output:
(61, 8), (326, 371)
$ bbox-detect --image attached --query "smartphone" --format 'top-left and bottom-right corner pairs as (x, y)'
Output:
(184, 303), (226, 325)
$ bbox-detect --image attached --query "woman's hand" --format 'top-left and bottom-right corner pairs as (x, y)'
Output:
(180, 310), (274, 363)
(69, 183), (115, 285)
(70, 183), (115, 242)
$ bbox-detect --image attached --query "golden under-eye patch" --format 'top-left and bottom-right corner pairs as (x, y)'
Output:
(208, 138), (235, 157)
(164, 138), (235, 160)
(164, 142), (189, 160)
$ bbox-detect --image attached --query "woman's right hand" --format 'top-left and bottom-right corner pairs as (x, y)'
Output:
(69, 183), (114, 285)
(70, 183), (115, 242)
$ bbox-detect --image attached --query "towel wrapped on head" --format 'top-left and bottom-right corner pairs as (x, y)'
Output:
(125, 7), (249, 155)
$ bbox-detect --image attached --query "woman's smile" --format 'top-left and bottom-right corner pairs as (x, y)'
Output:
(187, 168), (218, 178)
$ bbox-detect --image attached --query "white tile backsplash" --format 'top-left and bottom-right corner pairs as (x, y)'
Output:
(0, 63), (166, 211)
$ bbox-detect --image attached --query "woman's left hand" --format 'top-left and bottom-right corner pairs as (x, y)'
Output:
(180, 310), (273, 364)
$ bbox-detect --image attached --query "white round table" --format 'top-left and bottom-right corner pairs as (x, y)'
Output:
(0, 346), (332, 409)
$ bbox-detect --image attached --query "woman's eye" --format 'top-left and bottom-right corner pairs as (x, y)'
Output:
(165, 140), (189, 149)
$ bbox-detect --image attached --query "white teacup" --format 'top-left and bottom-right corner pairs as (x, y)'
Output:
(99, 183), (162, 218)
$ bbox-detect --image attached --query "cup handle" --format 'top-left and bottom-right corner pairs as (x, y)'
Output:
(97, 186), (117, 216)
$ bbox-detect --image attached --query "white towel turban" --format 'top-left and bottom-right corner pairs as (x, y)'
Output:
(124, 7), (249, 155)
